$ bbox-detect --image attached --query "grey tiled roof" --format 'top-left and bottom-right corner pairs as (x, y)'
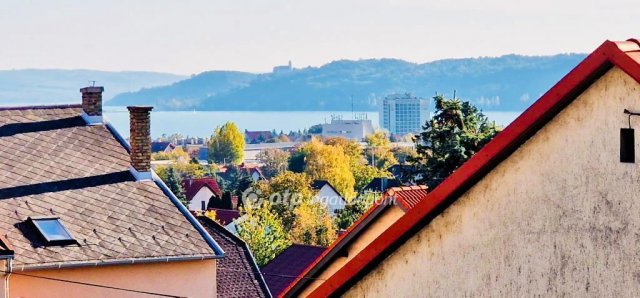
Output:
(198, 216), (271, 298)
(0, 105), (217, 268)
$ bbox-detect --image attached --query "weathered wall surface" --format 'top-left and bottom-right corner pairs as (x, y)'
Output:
(9, 259), (216, 298)
(346, 67), (640, 297)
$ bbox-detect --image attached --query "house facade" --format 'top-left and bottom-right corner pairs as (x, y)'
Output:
(0, 87), (223, 298)
(311, 180), (346, 215)
(183, 177), (223, 211)
(293, 38), (640, 297)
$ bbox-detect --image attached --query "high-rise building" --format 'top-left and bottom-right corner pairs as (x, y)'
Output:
(380, 93), (429, 135)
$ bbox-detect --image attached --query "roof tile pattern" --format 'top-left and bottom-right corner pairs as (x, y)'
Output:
(0, 105), (215, 268)
(261, 244), (325, 297)
(183, 177), (222, 201)
(198, 216), (270, 298)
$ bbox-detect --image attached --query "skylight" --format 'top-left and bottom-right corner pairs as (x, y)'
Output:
(28, 217), (76, 245)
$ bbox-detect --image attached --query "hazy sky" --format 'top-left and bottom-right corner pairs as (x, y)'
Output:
(0, 0), (638, 74)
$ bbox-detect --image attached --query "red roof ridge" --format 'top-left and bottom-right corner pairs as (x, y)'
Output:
(301, 39), (640, 297)
(0, 103), (82, 112)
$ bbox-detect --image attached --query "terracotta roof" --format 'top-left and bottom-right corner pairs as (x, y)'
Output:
(245, 131), (273, 142)
(300, 39), (640, 297)
(0, 104), (220, 269)
(198, 216), (271, 298)
(209, 208), (241, 225)
(261, 244), (325, 297)
(183, 177), (222, 201)
(283, 186), (427, 296)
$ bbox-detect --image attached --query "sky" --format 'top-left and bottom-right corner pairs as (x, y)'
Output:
(0, 0), (638, 75)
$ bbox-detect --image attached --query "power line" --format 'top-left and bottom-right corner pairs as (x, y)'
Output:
(0, 270), (185, 298)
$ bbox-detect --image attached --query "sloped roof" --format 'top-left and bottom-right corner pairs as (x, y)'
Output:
(361, 177), (402, 193)
(210, 208), (241, 225)
(151, 141), (174, 153)
(183, 177), (222, 201)
(300, 39), (640, 296)
(283, 186), (427, 296)
(261, 244), (325, 297)
(0, 104), (221, 269)
(197, 216), (271, 298)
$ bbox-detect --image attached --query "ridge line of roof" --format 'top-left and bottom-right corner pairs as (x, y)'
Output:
(0, 103), (81, 111)
(303, 39), (640, 297)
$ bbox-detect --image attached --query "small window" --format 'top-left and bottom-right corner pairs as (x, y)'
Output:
(28, 217), (76, 245)
(201, 201), (206, 210)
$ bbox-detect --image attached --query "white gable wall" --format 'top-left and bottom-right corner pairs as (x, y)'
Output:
(313, 184), (345, 215)
(346, 68), (640, 297)
(187, 187), (215, 211)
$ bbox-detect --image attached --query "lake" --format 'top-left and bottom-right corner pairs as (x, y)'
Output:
(103, 107), (522, 138)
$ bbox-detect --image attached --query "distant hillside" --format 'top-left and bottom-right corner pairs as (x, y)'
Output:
(109, 54), (587, 112)
(108, 71), (257, 109)
(0, 69), (186, 106)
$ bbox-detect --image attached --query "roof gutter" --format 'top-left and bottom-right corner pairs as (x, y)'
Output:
(104, 118), (225, 259)
(14, 254), (218, 272)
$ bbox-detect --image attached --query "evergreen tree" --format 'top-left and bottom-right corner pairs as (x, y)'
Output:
(221, 191), (233, 210)
(164, 167), (187, 205)
(410, 95), (501, 188)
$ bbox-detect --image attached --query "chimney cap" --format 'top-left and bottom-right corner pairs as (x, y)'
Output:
(127, 106), (154, 112)
(80, 86), (104, 93)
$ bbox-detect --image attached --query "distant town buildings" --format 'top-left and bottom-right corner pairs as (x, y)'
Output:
(380, 93), (430, 135)
(273, 60), (293, 73)
(321, 114), (374, 141)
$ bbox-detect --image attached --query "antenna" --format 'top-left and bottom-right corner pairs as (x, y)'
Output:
(89, 80), (96, 87)
(351, 95), (354, 119)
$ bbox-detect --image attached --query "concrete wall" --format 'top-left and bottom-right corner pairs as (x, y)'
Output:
(9, 259), (216, 298)
(346, 67), (640, 297)
(189, 187), (215, 211)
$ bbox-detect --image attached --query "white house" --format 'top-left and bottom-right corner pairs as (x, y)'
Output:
(182, 178), (222, 211)
(311, 180), (346, 215)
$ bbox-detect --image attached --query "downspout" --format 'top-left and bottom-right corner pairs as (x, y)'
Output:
(3, 258), (12, 298)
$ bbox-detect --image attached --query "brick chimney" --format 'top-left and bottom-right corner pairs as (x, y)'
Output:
(128, 106), (153, 180)
(80, 86), (104, 124)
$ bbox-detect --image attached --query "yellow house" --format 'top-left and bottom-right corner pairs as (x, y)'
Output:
(287, 38), (640, 297)
(0, 87), (223, 297)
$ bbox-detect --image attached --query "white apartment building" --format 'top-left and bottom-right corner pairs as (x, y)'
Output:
(380, 93), (430, 135)
(321, 115), (374, 141)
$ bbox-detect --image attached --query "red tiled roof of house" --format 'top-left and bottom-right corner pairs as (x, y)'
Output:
(182, 177), (222, 201)
(197, 216), (271, 298)
(261, 244), (326, 297)
(299, 38), (640, 297)
(283, 186), (427, 297)
(209, 208), (241, 225)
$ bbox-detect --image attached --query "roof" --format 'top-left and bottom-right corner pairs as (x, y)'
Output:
(283, 186), (428, 296)
(300, 39), (640, 296)
(310, 180), (345, 201)
(183, 177), (222, 201)
(209, 208), (241, 225)
(197, 216), (271, 298)
(261, 244), (325, 297)
(0, 104), (221, 269)
(151, 141), (174, 153)
(362, 177), (402, 193)
(198, 147), (209, 161)
(245, 131), (273, 142)
(0, 234), (14, 257)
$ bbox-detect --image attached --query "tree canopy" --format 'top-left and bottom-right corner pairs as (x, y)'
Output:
(209, 122), (245, 164)
(410, 95), (501, 188)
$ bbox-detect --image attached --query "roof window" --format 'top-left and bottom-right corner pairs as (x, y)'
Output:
(28, 217), (76, 245)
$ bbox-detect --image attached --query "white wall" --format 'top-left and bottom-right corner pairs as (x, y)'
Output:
(313, 185), (345, 215)
(188, 187), (214, 211)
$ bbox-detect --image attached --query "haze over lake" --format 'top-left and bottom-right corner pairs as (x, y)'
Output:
(104, 107), (520, 138)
